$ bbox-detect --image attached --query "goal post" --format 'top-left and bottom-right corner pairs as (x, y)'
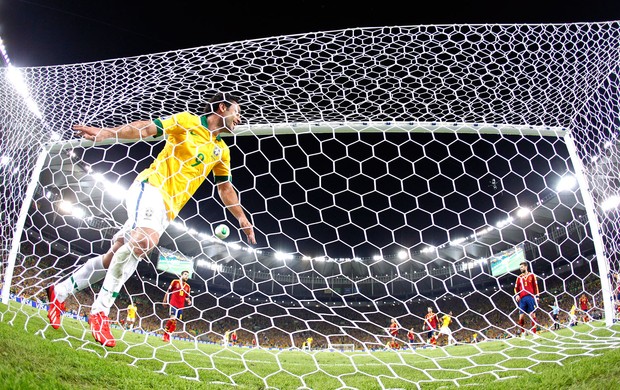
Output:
(2, 21), (620, 388)
(0, 146), (48, 305)
(564, 132), (615, 326)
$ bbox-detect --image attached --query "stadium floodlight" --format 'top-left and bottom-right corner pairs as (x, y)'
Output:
(556, 175), (577, 192)
(495, 217), (513, 228)
(516, 207), (531, 218)
(601, 195), (620, 211)
(71, 206), (85, 219)
(274, 252), (293, 261)
(58, 201), (73, 214)
(6, 66), (42, 118)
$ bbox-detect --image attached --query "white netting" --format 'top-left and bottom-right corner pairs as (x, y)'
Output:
(2, 22), (620, 389)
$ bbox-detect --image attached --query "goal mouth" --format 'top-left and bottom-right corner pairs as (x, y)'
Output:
(2, 21), (620, 389)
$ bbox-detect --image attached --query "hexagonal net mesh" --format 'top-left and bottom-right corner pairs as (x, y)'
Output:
(1, 22), (620, 388)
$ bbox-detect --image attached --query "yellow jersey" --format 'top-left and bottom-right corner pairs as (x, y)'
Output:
(441, 314), (451, 328)
(127, 304), (137, 319)
(136, 112), (231, 220)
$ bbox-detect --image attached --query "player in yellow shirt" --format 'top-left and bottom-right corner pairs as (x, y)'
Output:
(437, 311), (457, 346)
(46, 92), (256, 347)
(569, 304), (578, 326)
(224, 329), (231, 346)
(125, 302), (138, 330)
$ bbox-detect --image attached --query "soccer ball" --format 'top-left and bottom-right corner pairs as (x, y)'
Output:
(214, 224), (230, 240)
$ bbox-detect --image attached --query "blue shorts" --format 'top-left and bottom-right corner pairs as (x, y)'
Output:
(518, 295), (536, 314)
(169, 306), (184, 320)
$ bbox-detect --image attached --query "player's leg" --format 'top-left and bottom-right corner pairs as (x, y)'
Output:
(164, 307), (181, 342)
(518, 312), (526, 337)
(46, 238), (123, 329)
(526, 297), (537, 334)
(90, 229), (158, 346)
(430, 330), (438, 347)
(88, 243), (136, 347)
(90, 182), (166, 347)
(518, 298), (529, 336)
(444, 328), (456, 345)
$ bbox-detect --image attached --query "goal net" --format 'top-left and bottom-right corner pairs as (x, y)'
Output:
(2, 22), (620, 388)
(329, 344), (355, 352)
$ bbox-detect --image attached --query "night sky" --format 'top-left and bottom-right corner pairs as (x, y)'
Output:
(1, 0), (620, 67)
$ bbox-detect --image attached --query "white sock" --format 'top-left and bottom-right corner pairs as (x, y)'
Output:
(91, 244), (140, 316)
(55, 255), (105, 302)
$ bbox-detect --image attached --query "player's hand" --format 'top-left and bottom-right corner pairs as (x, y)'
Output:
(73, 124), (114, 142)
(238, 216), (256, 245)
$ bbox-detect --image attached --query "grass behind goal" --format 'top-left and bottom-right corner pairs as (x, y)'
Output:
(2, 301), (620, 390)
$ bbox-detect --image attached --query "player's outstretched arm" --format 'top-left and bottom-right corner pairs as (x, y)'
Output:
(74, 120), (157, 142)
(217, 181), (256, 244)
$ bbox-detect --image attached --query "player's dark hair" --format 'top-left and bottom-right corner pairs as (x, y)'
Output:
(520, 261), (528, 268)
(203, 92), (241, 114)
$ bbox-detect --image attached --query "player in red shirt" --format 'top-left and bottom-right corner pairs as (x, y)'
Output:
(579, 294), (590, 322)
(423, 307), (439, 346)
(407, 327), (416, 347)
(163, 270), (191, 342)
(514, 261), (540, 336)
(388, 318), (399, 338)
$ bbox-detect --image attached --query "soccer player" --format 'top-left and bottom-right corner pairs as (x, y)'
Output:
(613, 272), (620, 302)
(387, 337), (400, 350)
(407, 327), (416, 347)
(306, 336), (313, 351)
(549, 301), (560, 330)
(125, 301), (138, 330)
(569, 303), (578, 326)
(46, 239), (124, 330)
(46, 92), (256, 347)
(437, 311), (457, 346)
(579, 293), (590, 322)
(388, 318), (399, 338)
(163, 270), (191, 342)
(224, 329), (231, 346)
(514, 261), (540, 337)
(230, 330), (238, 345)
(423, 307), (438, 346)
